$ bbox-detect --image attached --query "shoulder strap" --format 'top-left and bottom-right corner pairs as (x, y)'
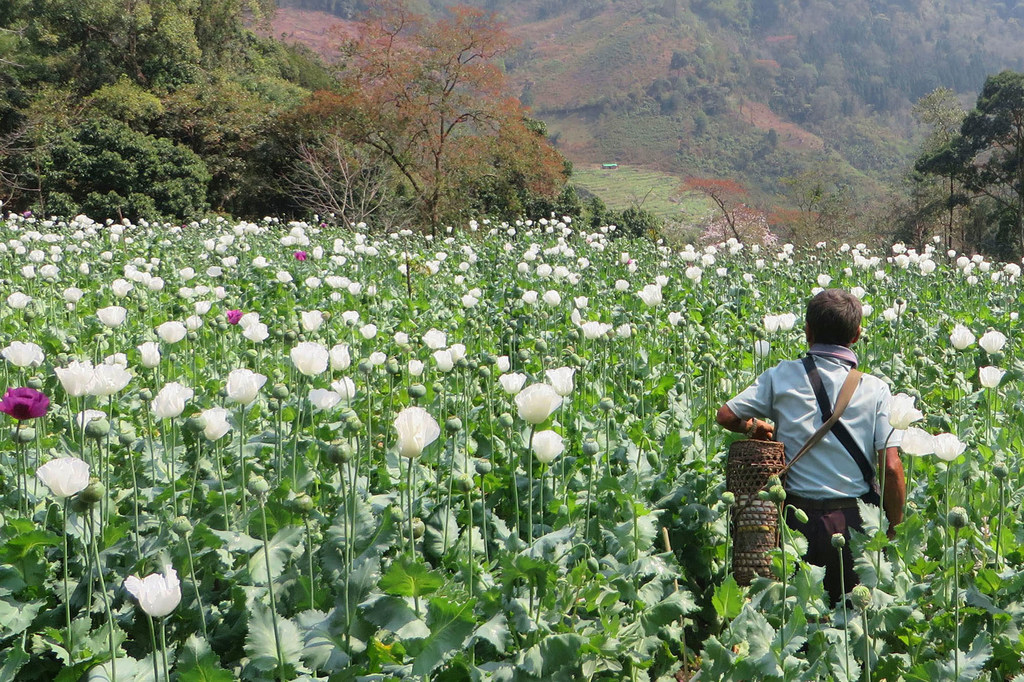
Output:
(797, 355), (875, 487)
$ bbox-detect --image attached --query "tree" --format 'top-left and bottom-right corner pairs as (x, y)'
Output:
(935, 71), (1024, 255)
(315, 1), (566, 231)
(290, 138), (413, 228)
(681, 177), (748, 241)
(912, 87), (967, 249)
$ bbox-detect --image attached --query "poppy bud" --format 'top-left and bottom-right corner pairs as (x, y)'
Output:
(993, 463), (1008, 480)
(455, 474), (473, 492)
(271, 384), (289, 400)
(498, 413), (514, 428)
(12, 426), (36, 443)
(831, 533), (846, 549)
(792, 507), (808, 524)
(769, 485), (787, 503)
(721, 491), (735, 507)
(412, 517), (425, 538)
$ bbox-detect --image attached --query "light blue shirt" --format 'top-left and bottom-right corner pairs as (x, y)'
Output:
(727, 354), (901, 499)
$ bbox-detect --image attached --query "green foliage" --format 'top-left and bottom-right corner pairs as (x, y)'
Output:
(0, 0), (338, 220)
(39, 118), (211, 220)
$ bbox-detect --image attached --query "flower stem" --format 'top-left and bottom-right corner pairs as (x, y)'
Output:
(89, 508), (116, 682)
(184, 532), (209, 641)
(62, 499), (73, 657)
(259, 498), (285, 680)
(159, 618), (170, 682)
(527, 426), (535, 543)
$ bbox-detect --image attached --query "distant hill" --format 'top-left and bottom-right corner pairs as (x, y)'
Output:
(273, 0), (1024, 232)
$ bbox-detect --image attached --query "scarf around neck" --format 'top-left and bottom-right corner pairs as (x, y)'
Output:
(807, 343), (858, 368)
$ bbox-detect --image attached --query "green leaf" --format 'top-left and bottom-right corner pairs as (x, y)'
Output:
(712, 575), (744, 620)
(472, 612), (510, 654)
(410, 597), (477, 676)
(517, 633), (587, 677)
(0, 597), (42, 639)
(642, 589), (699, 633)
(380, 556), (444, 600)
(0, 639), (29, 682)
(294, 610), (351, 673)
(247, 525), (305, 585)
(177, 634), (233, 682)
(0, 530), (60, 560)
(244, 603), (307, 676)
(362, 594), (430, 639)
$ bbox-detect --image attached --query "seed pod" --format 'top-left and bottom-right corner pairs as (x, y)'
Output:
(947, 506), (969, 529)
(408, 384), (427, 399)
(850, 585), (871, 610)
(26, 376), (43, 390)
(993, 463), (1008, 480)
(248, 476), (270, 496)
(412, 518), (425, 538)
(721, 491), (736, 507)
(831, 533), (846, 549)
(271, 384), (290, 400)
(172, 516), (193, 535)
(598, 397), (614, 412)
(582, 440), (600, 456)
(445, 417), (463, 433)
(293, 493), (315, 514)
(85, 418), (111, 440)
(79, 479), (105, 505)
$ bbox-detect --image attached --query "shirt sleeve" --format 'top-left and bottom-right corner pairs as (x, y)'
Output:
(726, 368), (774, 421)
(874, 381), (902, 450)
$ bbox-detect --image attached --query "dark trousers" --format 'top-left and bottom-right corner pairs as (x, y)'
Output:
(785, 504), (861, 605)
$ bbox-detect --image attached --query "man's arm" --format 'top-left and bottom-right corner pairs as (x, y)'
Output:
(716, 404), (774, 440)
(878, 446), (905, 536)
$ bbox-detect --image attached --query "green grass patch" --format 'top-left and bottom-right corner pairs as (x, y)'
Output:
(572, 164), (712, 225)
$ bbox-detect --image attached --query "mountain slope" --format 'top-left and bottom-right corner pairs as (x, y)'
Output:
(274, 0), (1024, 232)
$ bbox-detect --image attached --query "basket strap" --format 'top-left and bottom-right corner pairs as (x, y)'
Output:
(776, 363), (863, 480)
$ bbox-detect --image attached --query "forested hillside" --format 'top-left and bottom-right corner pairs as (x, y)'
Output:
(280, 0), (1024, 243)
(0, 0), (570, 226)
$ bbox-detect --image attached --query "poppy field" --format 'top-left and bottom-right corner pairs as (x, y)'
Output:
(0, 212), (1023, 681)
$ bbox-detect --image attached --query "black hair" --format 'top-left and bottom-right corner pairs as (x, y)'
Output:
(806, 289), (861, 345)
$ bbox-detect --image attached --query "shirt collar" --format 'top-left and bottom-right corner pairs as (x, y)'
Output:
(807, 343), (858, 368)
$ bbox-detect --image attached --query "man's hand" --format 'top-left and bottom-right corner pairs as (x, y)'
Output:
(716, 404), (774, 440)
(748, 419), (775, 441)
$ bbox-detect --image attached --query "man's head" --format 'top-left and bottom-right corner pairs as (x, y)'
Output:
(805, 289), (862, 346)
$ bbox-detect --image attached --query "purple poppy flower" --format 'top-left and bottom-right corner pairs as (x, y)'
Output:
(294, 251), (308, 262)
(227, 309), (243, 325)
(0, 387), (50, 421)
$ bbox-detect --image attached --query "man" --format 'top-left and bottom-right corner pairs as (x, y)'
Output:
(716, 288), (906, 604)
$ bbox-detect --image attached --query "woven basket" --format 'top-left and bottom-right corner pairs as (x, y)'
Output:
(726, 439), (786, 585)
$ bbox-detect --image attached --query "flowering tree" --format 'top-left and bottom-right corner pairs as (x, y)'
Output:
(682, 177), (748, 242)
